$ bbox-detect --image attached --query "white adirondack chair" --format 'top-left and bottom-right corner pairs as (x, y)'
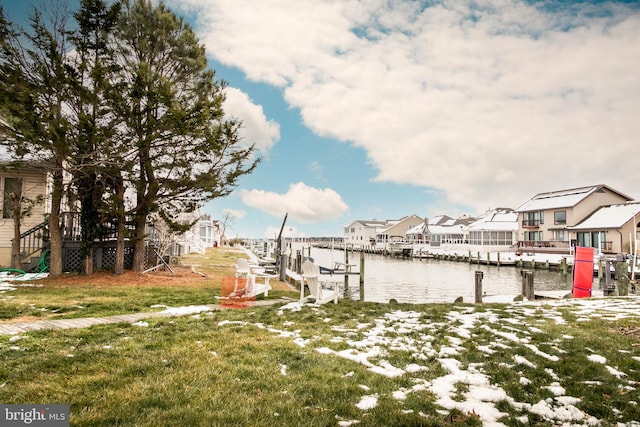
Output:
(301, 260), (338, 304)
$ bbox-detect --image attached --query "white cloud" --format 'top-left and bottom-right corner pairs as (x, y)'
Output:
(223, 208), (246, 220)
(172, 0), (640, 212)
(239, 182), (348, 223)
(223, 87), (280, 153)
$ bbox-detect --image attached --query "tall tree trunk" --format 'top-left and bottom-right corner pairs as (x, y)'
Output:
(48, 170), (64, 276)
(132, 212), (146, 272)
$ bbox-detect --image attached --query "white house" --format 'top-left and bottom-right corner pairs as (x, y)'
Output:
(467, 208), (518, 249)
(344, 220), (386, 247)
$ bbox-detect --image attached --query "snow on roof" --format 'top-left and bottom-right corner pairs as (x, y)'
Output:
(570, 202), (640, 230)
(468, 211), (518, 231)
(515, 185), (599, 212)
(407, 223), (426, 234)
(428, 224), (465, 235)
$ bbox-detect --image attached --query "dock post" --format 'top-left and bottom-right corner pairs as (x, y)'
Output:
(468, 250), (472, 264)
(561, 257), (567, 276)
(475, 271), (483, 303)
(497, 252), (500, 267)
(359, 251), (365, 301)
(605, 259), (612, 290)
(617, 261), (629, 296)
(487, 252), (490, 265)
(522, 270), (534, 300)
(344, 247), (350, 299)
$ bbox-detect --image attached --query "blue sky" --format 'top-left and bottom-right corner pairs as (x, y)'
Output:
(4, 0), (640, 239)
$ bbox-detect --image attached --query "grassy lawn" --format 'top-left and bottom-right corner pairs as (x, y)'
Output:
(1, 247), (640, 426)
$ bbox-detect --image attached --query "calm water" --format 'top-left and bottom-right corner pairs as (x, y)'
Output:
(298, 246), (572, 304)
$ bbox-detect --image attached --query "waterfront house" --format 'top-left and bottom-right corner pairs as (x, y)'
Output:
(427, 215), (476, 247)
(376, 214), (424, 245)
(344, 219), (387, 247)
(514, 184), (633, 254)
(406, 221), (428, 244)
(568, 201), (640, 255)
(467, 208), (518, 249)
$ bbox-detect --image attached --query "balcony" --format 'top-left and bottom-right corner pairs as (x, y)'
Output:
(521, 219), (540, 228)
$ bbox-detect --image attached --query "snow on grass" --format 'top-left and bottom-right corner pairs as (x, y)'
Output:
(240, 296), (640, 425)
(588, 354), (607, 364)
(132, 321), (149, 327)
(159, 305), (212, 316)
(355, 394), (378, 410)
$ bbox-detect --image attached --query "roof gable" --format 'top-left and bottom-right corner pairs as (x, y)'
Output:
(515, 184), (632, 212)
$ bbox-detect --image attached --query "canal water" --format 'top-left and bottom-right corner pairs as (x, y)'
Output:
(298, 245), (573, 304)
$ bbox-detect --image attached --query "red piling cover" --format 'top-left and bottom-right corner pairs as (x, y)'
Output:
(572, 247), (594, 298)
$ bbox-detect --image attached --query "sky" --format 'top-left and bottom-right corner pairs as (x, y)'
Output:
(3, 0), (640, 239)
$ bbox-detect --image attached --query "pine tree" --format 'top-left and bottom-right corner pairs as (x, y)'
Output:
(69, 0), (121, 275)
(0, 5), (75, 276)
(111, 0), (258, 271)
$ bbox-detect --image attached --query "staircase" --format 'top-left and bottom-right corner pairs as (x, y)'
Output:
(14, 220), (49, 272)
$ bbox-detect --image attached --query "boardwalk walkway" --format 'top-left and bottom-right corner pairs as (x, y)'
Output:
(0, 299), (287, 336)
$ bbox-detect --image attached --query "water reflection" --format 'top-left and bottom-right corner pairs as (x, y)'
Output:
(304, 247), (572, 304)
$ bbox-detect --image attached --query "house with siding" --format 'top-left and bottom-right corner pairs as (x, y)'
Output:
(0, 158), (221, 269)
(467, 208), (518, 249)
(0, 162), (48, 267)
(427, 215), (476, 246)
(514, 184), (633, 253)
(344, 220), (386, 247)
(568, 201), (640, 255)
(376, 214), (424, 244)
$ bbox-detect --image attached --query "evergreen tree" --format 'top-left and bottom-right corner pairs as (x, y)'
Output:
(111, 0), (258, 271)
(0, 5), (75, 276)
(69, 0), (121, 275)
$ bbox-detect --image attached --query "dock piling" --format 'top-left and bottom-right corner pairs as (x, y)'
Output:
(475, 271), (484, 303)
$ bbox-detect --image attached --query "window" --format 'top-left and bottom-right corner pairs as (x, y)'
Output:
(554, 211), (566, 225)
(553, 230), (568, 241)
(523, 211), (544, 227)
(2, 177), (22, 219)
(524, 231), (543, 241)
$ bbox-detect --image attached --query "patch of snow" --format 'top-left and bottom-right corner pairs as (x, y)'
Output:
(132, 321), (148, 327)
(355, 394), (378, 410)
(588, 354), (607, 364)
(605, 365), (627, 378)
(160, 305), (212, 315)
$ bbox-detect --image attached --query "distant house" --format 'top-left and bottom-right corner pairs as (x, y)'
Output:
(344, 215), (424, 247)
(344, 220), (386, 247)
(406, 220), (428, 244)
(514, 184), (633, 253)
(0, 161), (48, 267)
(468, 208), (518, 248)
(160, 211), (222, 255)
(376, 214), (424, 244)
(568, 202), (640, 255)
(427, 215), (476, 247)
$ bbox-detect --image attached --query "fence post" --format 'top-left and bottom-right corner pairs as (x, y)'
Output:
(475, 271), (483, 303)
